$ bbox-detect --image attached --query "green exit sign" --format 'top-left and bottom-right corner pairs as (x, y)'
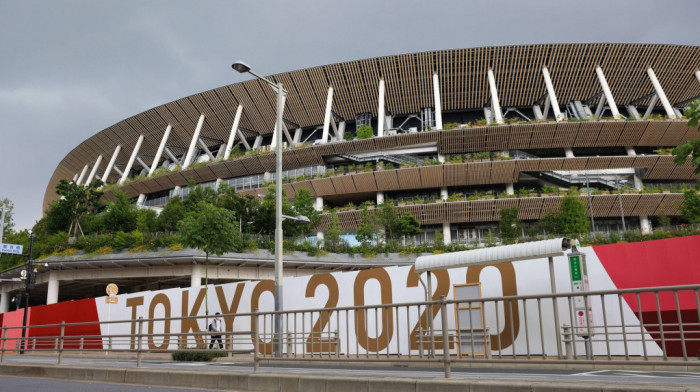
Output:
(569, 255), (582, 281)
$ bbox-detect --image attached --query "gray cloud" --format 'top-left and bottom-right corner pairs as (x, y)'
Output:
(0, 0), (698, 231)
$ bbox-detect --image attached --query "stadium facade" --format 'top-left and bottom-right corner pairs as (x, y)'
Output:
(46, 43), (700, 246)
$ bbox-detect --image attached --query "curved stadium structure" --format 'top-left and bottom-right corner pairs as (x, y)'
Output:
(48, 43), (700, 243)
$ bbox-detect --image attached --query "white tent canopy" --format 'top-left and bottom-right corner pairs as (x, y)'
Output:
(414, 238), (571, 273)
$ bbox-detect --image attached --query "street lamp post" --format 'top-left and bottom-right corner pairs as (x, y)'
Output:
(232, 61), (288, 357)
(20, 230), (35, 354)
(616, 177), (627, 232)
(585, 173), (595, 233)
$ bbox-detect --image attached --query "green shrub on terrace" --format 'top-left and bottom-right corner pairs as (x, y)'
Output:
(443, 122), (461, 130)
(172, 349), (227, 362)
(356, 125), (374, 139)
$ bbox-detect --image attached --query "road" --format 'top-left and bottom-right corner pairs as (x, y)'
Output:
(0, 375), (229, 392)
(3, 355), (700, 386)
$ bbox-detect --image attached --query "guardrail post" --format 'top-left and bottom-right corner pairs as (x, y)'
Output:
(286, 330), (292, 358)
(1, 327), (6, 362)
(253, 310), (259, 372)
(484, 326), (492, 359)
(136, 316), (144, 368)
(562, 324), (573, 360)
(439, 295), (451, 379)
(57, 321), (65, 365)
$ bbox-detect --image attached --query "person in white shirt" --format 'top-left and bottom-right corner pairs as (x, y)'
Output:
(209, 312), (223, 349)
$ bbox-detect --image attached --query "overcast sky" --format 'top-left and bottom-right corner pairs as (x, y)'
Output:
(1, 0), (699, 231)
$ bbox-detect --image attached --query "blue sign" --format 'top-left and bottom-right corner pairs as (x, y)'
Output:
(0, 243), (23, 255)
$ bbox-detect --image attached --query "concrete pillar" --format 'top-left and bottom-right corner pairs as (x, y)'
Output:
(316, 231), (325, 248)
(438, 154), (445, 163)
(191, 265), (204, 287)
(376, 191), (385, 205)
(76, 164), (89, 186)
(564, 148), (574, 158)
(322, 87), (334, 144)
(293, 128), (303, 145)
(86, 155), (103, 185)
(625, 146), (637, 156)
(101, 145), (122, 184)
(46, 272), (59, 305)
(640, 215), (652, 234)
(337, 122), (346, 141)
(183, 114), (205, 169)
(314, 197), (324, 212)
(542, 66), (563, 122)
(149, 125), (172, 175)
(432, 73), (443, 129)
(440, 187), (448, 201)
(377, 79), (386, 137)
(0, 291), (9, 313)
(224, 105), (243, 159)
(506, 183), (515, 195)
(119, 134), (144, 184)
(696, 70), (700, 84)
(72, 173), (79, 183)
(646, 67), (676, 119)
(487, 69), (504, 124)
(595, 66), (621, 119)
(643, 95), (659, 120)
(442, 221), (451, 245)
(253, 136), (263, 150)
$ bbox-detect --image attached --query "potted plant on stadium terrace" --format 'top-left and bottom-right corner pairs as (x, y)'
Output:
(363, 163), (373, 172)
(376, 161), (384, 171)
(447, 192), (465, 202)
(384, 162), (395, 170)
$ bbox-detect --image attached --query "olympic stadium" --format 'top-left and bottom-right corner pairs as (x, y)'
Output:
(1, 42), (700, 309)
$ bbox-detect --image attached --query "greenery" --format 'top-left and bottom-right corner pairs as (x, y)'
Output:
(45, 179), (103, 237)
(558, 192), (590, 236)
(443, 122), (461, 130)
(673, 100), (700, 174)
(356, 125), (374, 139)
(172, 349), (228, 361)
(680, 190), (700, 224)
(498, 207), (521, 244)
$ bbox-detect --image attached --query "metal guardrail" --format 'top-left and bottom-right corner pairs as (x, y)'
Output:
(1, 284), (698, 378)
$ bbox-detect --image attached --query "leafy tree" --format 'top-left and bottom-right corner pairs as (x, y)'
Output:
(253, 186), (296, 236)
(157, 196), (186, 232)
(355, 208), (377, 246)
(356, 125), (374, 139)
(0, 198), (15, 237)
(537, 210), (562, 235)
(178, 202), (242, 314)
(45, 179), (103, 237)
(184, 181), (217, 213)
(215, 183), (261, 234)
(680, 190), (700, 224)
(498, 207), (522, 244)
(103, 190), (137, 233)
(558, 193), (590, 236)
(673, 100), (700, 173)
(324, 209), (342, 249)
(376, 202), (400, 242)
(292, 188), (320, 238)
(136, 208), (158, 233)
(397, 212), (421, 239)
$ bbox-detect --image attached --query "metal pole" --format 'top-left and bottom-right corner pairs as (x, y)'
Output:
(20, 231), (34, 355)
(0, 204), (5, 245)
(616, 177), (626, 232)
(586, 173), (595, 233)
(548, 256), (562, 358)
(274, 81), (286, 358)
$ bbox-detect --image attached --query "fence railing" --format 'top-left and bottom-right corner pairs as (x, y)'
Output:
(1, 284), (698, 378)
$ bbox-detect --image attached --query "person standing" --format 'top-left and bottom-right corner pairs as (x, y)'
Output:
(209, 312), (223, 349)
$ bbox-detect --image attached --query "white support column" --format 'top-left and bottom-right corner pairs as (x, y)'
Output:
(595, 66), (621, 119)
(183, 114), (205, 169)
(101, 145), (122, 184)
(321, 87), (334, 144)
(191, 265), (204, 287)
(564, 148), (574, 158)
(643, 95), (659, 120)
(640, 216), (652, 234)
(440, 187), (448, 201)
(315, 196), (324, 247)
(625, 146), (637, 156)
(432, 73), (443, 130)
(696, 70), (700, 84)
(377, 79), (386, 137)
(253, 136), (263, 150)
(442, 222), (451, 245)
(270, 123), (278, 148)
(532, 105), (544, 121)
(0, 291), (9, 313)
(438, 154), (445, 163)
(487, 69), (504, 124)
(76, 164), (89, 186)
(293, 128), (303, 145)
(336, 122), (346, 141)
(86, 155), (103, 185)
(543, 95), (551, 119)
(46, 271), (59, 305)
(119, 134), (144, 184)
(149, 125), (171, 176)
(72, 174), (79, 183)
(376, 191), (385, 205)
(197, 139), (216, 161)
(225, 105), (243, 159)
(594, 94), (607, 119)
(542, 66), (563, 122)
(646, 67), (676, 119)
(506, 183), (515, 196)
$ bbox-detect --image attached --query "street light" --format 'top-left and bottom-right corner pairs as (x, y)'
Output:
(233, 60), (288, 357)
(616, 177), (627, 232)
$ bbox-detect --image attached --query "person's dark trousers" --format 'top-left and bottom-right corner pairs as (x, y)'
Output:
(210, 335), (223, 349)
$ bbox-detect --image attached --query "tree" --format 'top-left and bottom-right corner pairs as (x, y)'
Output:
(0, 198), (14, 237)
(253, 186), (296, 236)
(215, 183), (260, 234)
(157, 196), (186, 232)
(103, 190), (137, 233)
(376, 202), (400, 242)
(45, 179), (103, 237)
(673, 100), (700, 173)
(680, 190), (700, 224)
(324, 209), (342, 249)
(397, 212), (421, 241)
(355, 208), (378, 246)
(499, 207), (522, 244)
(184, 180), (217, 213)
(292, 188), (320, 238)
(356, 125), (374, 139)
(178, 202), (242, 314)
(558, 193), (590, 236)
(537, 210), (562, 235)
(136, 208), (158, 233)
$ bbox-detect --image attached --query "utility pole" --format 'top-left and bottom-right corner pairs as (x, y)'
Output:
(19, 230), (35, 354)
